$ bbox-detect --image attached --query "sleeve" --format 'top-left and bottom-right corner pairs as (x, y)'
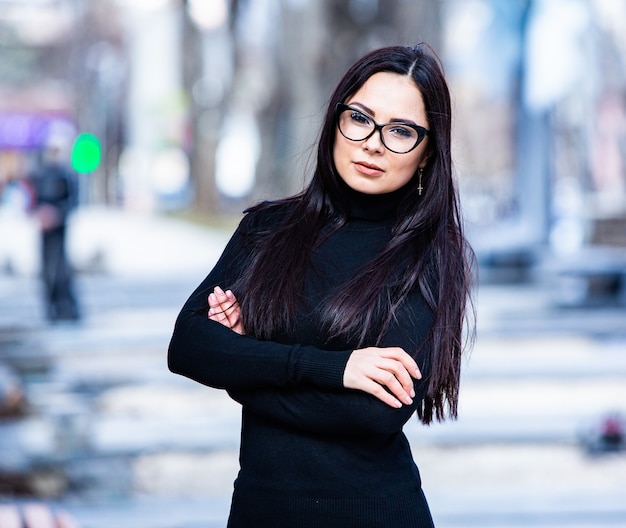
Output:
(228, 294), (435, 436)
(229, 382), (425, 437)
(167, 216), (353, 392)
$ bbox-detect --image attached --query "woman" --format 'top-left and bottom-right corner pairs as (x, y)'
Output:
(168, 44), (475, 527)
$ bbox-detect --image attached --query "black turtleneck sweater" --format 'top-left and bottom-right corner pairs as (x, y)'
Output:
(168, 185), (436, 528)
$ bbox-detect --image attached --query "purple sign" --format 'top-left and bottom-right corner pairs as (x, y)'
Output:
(0, 113), (75, 149)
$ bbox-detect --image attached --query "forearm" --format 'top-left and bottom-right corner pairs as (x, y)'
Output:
(168, 310), (351, 391)
(229, 378), (427, 436)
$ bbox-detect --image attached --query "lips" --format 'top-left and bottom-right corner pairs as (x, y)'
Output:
(354, 161), (384, 177)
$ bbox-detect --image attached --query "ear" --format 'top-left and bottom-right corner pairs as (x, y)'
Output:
(418, 145), (433, 169)
(418, 155), (431, 170)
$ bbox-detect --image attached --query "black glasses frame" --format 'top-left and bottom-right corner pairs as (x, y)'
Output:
(336, 103), (429, 154)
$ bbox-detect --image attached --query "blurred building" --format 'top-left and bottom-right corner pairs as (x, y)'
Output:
(445, 0), (626, 304)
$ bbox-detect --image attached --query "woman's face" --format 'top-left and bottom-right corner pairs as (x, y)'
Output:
(333, 71), (430, 195)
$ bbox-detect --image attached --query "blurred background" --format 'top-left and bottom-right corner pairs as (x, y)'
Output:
(0, 0), (625, 527)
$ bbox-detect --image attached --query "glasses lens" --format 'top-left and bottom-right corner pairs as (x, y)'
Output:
(381, 124), (419, 154)
(338, 108), (374, 141)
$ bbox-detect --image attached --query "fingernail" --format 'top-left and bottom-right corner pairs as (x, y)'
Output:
(410, 388), (415, 398)
(215, 286), (224, 294)
(394, 400), (402, 408)
(415, 370), (422, 379)
(404, 396), (413, 405)
(226, 289), (234, 298)
(209, 293), (216, 303)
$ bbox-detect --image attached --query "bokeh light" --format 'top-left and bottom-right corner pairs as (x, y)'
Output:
(71, 133), (102, 174)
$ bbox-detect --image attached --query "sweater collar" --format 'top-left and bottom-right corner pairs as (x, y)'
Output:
(337, 178), (409, 222)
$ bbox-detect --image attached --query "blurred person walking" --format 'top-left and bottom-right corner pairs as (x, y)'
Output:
(169, 44), (474, 527)
(28, 138), (80, 322)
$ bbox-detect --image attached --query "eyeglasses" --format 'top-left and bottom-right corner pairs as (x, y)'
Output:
(336, 103), (429, 154)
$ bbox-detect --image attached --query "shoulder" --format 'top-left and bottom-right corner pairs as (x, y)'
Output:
(238, 198), (300, 235)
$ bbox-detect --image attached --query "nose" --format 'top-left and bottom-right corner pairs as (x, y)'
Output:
(362, 128), (385, 153)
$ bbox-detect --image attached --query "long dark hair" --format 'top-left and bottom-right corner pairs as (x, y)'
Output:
(232, 44), (475, 424)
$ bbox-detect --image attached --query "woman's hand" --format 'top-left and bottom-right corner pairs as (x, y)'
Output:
(208, 286), (244, 334)
(343, 347), (422, 408)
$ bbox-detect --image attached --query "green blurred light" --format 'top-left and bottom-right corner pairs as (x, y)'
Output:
(71, 133), (102, 173)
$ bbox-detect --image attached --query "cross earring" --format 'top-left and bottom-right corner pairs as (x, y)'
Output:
(418, 168), (424, 196)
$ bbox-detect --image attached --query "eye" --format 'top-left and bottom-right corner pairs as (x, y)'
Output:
(349, 110), (372, 126)
(387, 125), (417, 139)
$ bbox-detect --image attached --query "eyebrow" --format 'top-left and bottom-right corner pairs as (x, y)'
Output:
(348, 101), (419, 126)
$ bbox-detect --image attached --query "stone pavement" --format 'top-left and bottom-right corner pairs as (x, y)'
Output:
(1, 207), (625, 527)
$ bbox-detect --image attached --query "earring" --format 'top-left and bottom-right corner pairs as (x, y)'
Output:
(417, 168), (424, 196)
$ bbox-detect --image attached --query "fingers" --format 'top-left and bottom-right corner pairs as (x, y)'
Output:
(361, 378), (406, 409)
(208, 290), (229, 325)
(344, 347), (422, 409)
(224, 296), (244, 334)
(380, 348), (421, 396)
(208, 286), (244, 334)
(208, 287), (236, 320)
(374, 358), (415, 402)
